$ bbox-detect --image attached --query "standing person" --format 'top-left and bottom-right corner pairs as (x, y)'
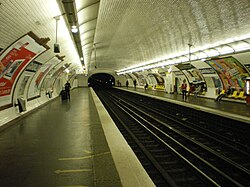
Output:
(65, 81), (71, 100)
(133, 79), (137, 88)
(188, 83), (195, 96)
(181, 79), (187, 100)
(117, 80), (121, 87)
(126, 80), (129, 88)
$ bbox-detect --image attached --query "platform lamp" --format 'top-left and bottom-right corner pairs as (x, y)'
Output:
(54, 16), (60, 53)
(246, 77), (250, 106)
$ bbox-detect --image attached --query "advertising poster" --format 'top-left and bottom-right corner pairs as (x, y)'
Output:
(148, 73), (164, 86)
(25, 60), (42, 72)
(0, 33), (48, 97)
(49, 66), (66, 88)
(132, 72), (145, 86)
(199, 68), (216, 75)
(17, 75), (31, 96)
(27, 57), (60, 99)
(175, 63), (206, 83)
(35, 64), (52, 88)
(205, 57), (250, 91)
(68, 70), (76, 81)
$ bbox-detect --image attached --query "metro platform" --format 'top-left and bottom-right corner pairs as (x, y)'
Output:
(0, 87), (249, 187)
(118, 87), (250, 123)
(0, 88), (154, 187)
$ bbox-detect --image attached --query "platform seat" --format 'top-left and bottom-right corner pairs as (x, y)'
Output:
(155, 85), (165, 90)
(235, 91), (246, 99)
(218, 90), (225, 95)
(228, 91), (238, 98)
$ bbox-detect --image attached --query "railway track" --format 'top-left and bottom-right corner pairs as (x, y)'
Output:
(95, 88), (250, 186)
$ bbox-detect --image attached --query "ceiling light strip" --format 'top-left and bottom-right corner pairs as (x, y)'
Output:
(117, 38), (250, 75)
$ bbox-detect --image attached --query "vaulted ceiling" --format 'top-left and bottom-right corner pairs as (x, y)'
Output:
(0, 0), (250, 75)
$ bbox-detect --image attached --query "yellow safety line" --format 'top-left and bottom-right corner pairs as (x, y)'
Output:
(58, 155), (92, 161)
(54, 169), (92, 174)
(58, 152), (110, 161)
(94, 151), (110, 157)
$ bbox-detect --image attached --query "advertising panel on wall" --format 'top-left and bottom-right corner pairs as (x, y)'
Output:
(132, 72), (145, 86)
(49, 65), (66, 89)
(0, 32), (49, 107)
(25, 60), (42, 73)
(175, 63), (206, 83)
(205, 56), (250, 91)
(148, 73), (164, 86)
(68, 70), (76, 81)
(16, 73), (33, 98)
(27, 57), (61, 99)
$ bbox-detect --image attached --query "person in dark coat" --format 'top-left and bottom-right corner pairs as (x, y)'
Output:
(65, 81), (71, 99)
(181, 79), (187, 100)
(133, 80), (137, 88)
(126, 80), (129, 88)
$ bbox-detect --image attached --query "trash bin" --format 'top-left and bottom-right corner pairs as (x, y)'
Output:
(16, 97), (26, 113)
(46, 90), (53, 98)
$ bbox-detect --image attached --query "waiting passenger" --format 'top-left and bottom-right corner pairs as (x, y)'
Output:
(64, 81), (71, 100)
(181, 79), (187, 100)
(188, 83), (195, 96)
(144, 83), (148, 90)
(126, 80), (129, 88)
(215, 86), (233, 102)
(133, 80), (137, 88)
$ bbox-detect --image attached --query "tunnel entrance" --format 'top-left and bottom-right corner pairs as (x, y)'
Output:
(88, 73), (115, 89)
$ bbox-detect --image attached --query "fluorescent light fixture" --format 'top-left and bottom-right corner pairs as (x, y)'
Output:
(233, 41), (250, 52)
(205, 48), (220, 57)
(117, 36), (250, 75)
(71, 25), (78, 33)
(218, 45), (234, 55)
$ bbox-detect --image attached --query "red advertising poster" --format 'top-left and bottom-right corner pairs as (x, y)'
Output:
(35, 64), (52, 88)
(0, 33), (48, 97)
(50, 66), (66, 88)
(205, 57), (250, 91)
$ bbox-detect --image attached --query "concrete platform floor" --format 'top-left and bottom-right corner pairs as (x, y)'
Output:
(0, 88), (154, 187)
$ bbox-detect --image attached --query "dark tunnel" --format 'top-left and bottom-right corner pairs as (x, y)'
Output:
(88, 73), (115, 89)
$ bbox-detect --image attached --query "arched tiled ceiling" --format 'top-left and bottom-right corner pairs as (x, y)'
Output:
(75, 0), (100, 73)
(90, 0), (250, 73)
(0, 0), (250, 75)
